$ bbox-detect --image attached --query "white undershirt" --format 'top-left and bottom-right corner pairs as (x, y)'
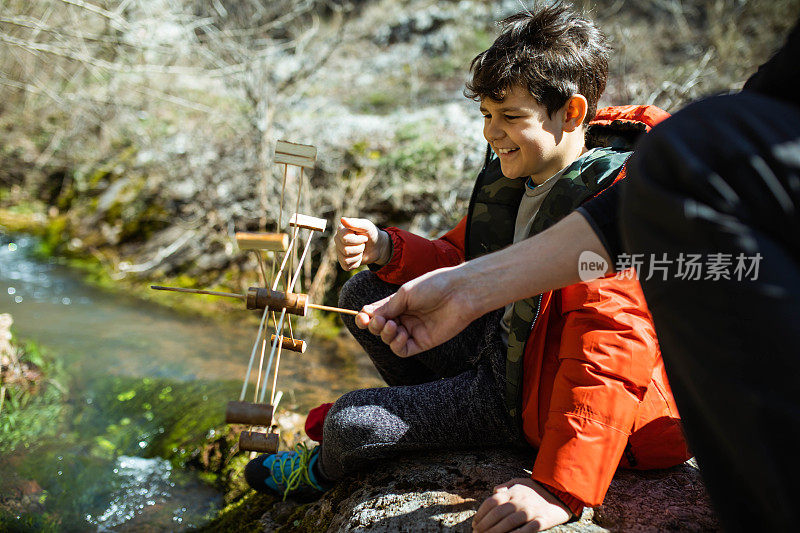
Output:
(499, 149), (597, 345)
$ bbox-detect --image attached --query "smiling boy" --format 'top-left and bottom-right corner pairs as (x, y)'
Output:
(245, 3), (690, 531)
(481, 86), (587, 184)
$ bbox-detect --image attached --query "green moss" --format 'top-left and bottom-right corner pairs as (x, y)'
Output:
(279, 478), (361, 532)
(37, 215), (68, 256)
(93, 173), (170, 244)
(0, 509), (61, 532)
(379, 124), (458, 183)
(2, 364), (240, 528)
(61, 254), (118, 291)
(428, 28), (494, 81)
(365, 91), (397, 114)
(55, 173), (77, 212)
(278, 502), (320, 532)
(197, 492), (278, 532)
(0, 196), (40, 216)
(0, 336), (68, 454)
(73, 375), (238, 463)
(87, 146), (138, 188)
(308, 311), (344, 342)
(117, 200), (170, 243)
(0, 204), (48, 235)
(347, 73), (415, 114)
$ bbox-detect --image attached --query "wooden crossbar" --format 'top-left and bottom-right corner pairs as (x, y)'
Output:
(289, 213), (327, 232)
(274, 140), (316, 168)
(235, 232), (289, 251)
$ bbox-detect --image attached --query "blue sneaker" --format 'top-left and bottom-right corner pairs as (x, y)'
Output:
(244, 443), (327, 499)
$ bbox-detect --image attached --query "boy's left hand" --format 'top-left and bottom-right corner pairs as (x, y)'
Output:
(472, 478), (571, 532)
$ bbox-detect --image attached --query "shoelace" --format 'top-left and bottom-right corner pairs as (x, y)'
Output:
(271, 442), (317, 500)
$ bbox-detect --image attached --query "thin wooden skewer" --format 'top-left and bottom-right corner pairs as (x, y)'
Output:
(150, 285), (359, 315)
(254, 251), (268, 287)
(308, 303), (358, 316)
(150, 285), (244, 299)
(272, 230), (298, 291)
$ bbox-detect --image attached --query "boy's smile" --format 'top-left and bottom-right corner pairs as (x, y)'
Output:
(480, 85), (581, 184)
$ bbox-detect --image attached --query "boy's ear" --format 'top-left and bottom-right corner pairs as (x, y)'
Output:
(562, 94), (588, 132)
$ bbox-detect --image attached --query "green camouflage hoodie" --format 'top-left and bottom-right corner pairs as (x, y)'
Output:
(463, 146), (631, 423)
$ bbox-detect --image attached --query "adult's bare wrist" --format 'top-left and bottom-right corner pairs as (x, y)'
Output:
(448, 260), (493, 321)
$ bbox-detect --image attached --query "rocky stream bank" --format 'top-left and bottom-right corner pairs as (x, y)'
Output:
(203, 448), (719, 532)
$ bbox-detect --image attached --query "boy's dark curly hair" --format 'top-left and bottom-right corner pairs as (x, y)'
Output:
(465, 1), (610, 124)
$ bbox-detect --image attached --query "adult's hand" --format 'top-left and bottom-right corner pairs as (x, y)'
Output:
(355, 265), (482, 357)
(356, 212), (610, 356)
(335, 217), (392, 270)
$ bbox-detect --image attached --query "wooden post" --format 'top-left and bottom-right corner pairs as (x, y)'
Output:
(225, 401), (274, 426)
(238, 431), (279, 454)
(269, 335), (307, 353)
(245, 287), (308, 316)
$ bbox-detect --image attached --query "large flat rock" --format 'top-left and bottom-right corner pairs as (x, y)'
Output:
(277, 449), (719, 532)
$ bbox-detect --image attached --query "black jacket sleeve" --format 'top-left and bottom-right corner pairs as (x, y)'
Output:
(577, 185), (623, 264)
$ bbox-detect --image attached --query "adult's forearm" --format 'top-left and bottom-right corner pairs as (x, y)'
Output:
(361, 211), (613, 358)
(454, 212), (611, 314)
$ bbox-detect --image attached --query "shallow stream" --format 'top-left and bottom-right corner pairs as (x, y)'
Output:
(0, 232), (382, 530)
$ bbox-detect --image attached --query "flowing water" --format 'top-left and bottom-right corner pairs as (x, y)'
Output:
(0, 231), (383, 530)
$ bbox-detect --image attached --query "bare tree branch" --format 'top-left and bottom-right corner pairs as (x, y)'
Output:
(59, 0), (129, 30)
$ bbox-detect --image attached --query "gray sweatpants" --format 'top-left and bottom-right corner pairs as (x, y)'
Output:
(317, 270), (528, 480)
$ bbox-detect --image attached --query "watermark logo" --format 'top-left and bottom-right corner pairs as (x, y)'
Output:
(577, 252), (763, 282)
(578, 251), (609, 281)
(615, 252), (762, 282)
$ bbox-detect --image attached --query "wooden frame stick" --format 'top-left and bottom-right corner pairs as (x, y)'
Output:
(271, 231), (299, 291)
(253, 336), (268, 403)
(259, 308), (287, 404)
(240, 306), (270, 401)
(269, 339), (283, 405)
(150, 286), (244, 300)
(151, 285), (357, 315)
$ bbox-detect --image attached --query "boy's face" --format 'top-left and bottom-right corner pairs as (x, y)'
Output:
(480, 85), (569, 183)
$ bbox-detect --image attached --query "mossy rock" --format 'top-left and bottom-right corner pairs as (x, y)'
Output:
(0, 334), (68, 454)
(76, 375), (238, 463)
(198, 492), (279, 532)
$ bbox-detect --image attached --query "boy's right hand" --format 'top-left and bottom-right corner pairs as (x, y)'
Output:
(335, 217), (392, 270)
(472, 478), (571, 532)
